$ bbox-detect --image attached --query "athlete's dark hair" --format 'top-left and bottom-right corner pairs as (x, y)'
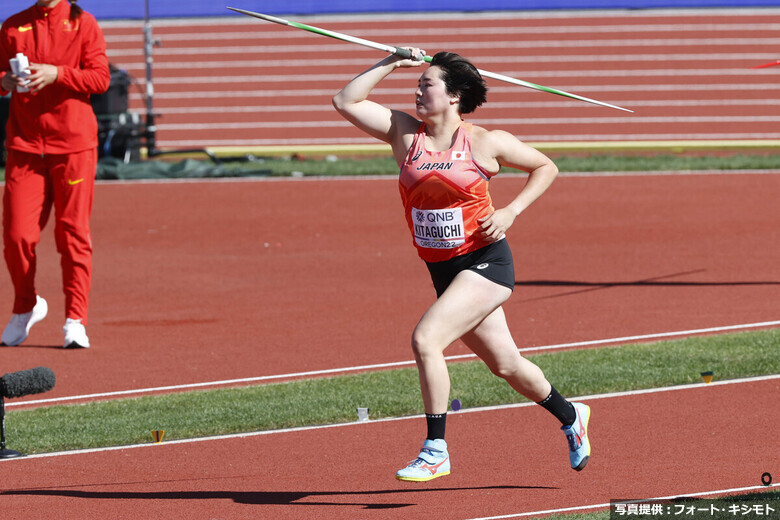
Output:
(70, 0), (83, 20)
(430, 52), (487, 114)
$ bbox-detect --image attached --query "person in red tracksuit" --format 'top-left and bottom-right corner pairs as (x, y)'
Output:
(0, 0), (109, 348)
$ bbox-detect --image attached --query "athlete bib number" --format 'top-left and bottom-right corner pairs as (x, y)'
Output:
(412, 207), (465, 249)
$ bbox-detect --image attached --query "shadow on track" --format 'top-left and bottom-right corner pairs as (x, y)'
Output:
(2, 483), (558, 509)
(515, 269), (780, 301)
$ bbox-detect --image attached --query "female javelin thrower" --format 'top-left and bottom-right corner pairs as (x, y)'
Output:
(333, 49), (591, 481)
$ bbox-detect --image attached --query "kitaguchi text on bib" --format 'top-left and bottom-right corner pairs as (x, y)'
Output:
(412, 207), (465, 249)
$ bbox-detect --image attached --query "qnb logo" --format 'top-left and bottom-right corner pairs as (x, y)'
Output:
(414, 208), (458, 224)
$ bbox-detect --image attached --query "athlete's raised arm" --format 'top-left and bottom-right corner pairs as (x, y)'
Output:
(333, 49), (425, 162)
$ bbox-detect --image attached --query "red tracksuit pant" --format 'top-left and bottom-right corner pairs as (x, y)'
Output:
(3, 148), (96, 323)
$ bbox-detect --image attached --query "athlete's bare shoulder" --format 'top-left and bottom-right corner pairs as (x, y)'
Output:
(469, 124), (549, 173)
(471, 125), (522, 150)
(469, 124), (519, 173)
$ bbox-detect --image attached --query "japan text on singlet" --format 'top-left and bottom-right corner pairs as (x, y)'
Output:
(398, 122), (496, 263)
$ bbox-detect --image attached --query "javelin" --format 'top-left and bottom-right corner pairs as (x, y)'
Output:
(752, 60), (780, 69)
(226, 7), (633, 113)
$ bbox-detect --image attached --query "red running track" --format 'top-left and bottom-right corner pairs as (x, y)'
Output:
(0, 172), (778, 401)
(98, 9), (780, 149)
(0, 377), (776, 519)
(1, 9), (778, 519)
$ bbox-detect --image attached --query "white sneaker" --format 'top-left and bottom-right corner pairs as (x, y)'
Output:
(396, 438), (451, 482)
(63, 318), (90, 349)
(1, 295), (48, 346)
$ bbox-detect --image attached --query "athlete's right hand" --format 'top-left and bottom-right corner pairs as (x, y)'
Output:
(394, 47), (426, 68)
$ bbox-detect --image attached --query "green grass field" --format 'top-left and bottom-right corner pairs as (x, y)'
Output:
(226, 152), (780, 177)
(7, 327), (778, 453)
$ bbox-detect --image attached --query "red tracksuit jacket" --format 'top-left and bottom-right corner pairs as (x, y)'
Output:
(0, 0), (110, 154)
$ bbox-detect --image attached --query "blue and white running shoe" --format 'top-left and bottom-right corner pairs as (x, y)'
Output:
(561, 402), (591, 471)
(396, 438), (451, 482)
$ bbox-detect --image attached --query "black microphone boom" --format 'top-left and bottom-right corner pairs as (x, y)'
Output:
(0, 367), (56, 399)
(0, 367), (56, 459)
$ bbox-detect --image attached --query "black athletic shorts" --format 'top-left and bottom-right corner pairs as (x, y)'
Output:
(425, 239), (515, 297)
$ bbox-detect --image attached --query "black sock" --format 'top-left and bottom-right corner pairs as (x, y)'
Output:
(425, 413), (447, 440)
(537, 386), (576, 426)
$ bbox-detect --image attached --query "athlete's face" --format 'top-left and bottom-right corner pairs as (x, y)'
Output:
(415, 66), (459, 118)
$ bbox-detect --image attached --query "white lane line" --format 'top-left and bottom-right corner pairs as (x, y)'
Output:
(464, 483), (780, 520)
(112, 69), (780, 85)
(102, 23), (780, 44)
(8, 320), (779, 408)
(96, 8), (780, 27)
(153, 134), (780, 147)
(103, 37), (780, 58)
(6, 374), (778, 461)
(107, 54), (780, 70)
(144, 99), (780, 116)
(125, 83), (780, 100)
(154, 116), (780, 132)
(86, 169), (778, 187)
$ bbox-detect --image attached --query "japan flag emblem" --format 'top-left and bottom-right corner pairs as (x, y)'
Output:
(451, 151), (467, 160)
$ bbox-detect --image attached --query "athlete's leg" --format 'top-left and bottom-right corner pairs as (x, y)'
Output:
(3, 150), (52, 314)
(411, 269), (512, 414)
(461, 306), (551, 402)
(49, 150), (95, 323)
(463, 307), (578, 430)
